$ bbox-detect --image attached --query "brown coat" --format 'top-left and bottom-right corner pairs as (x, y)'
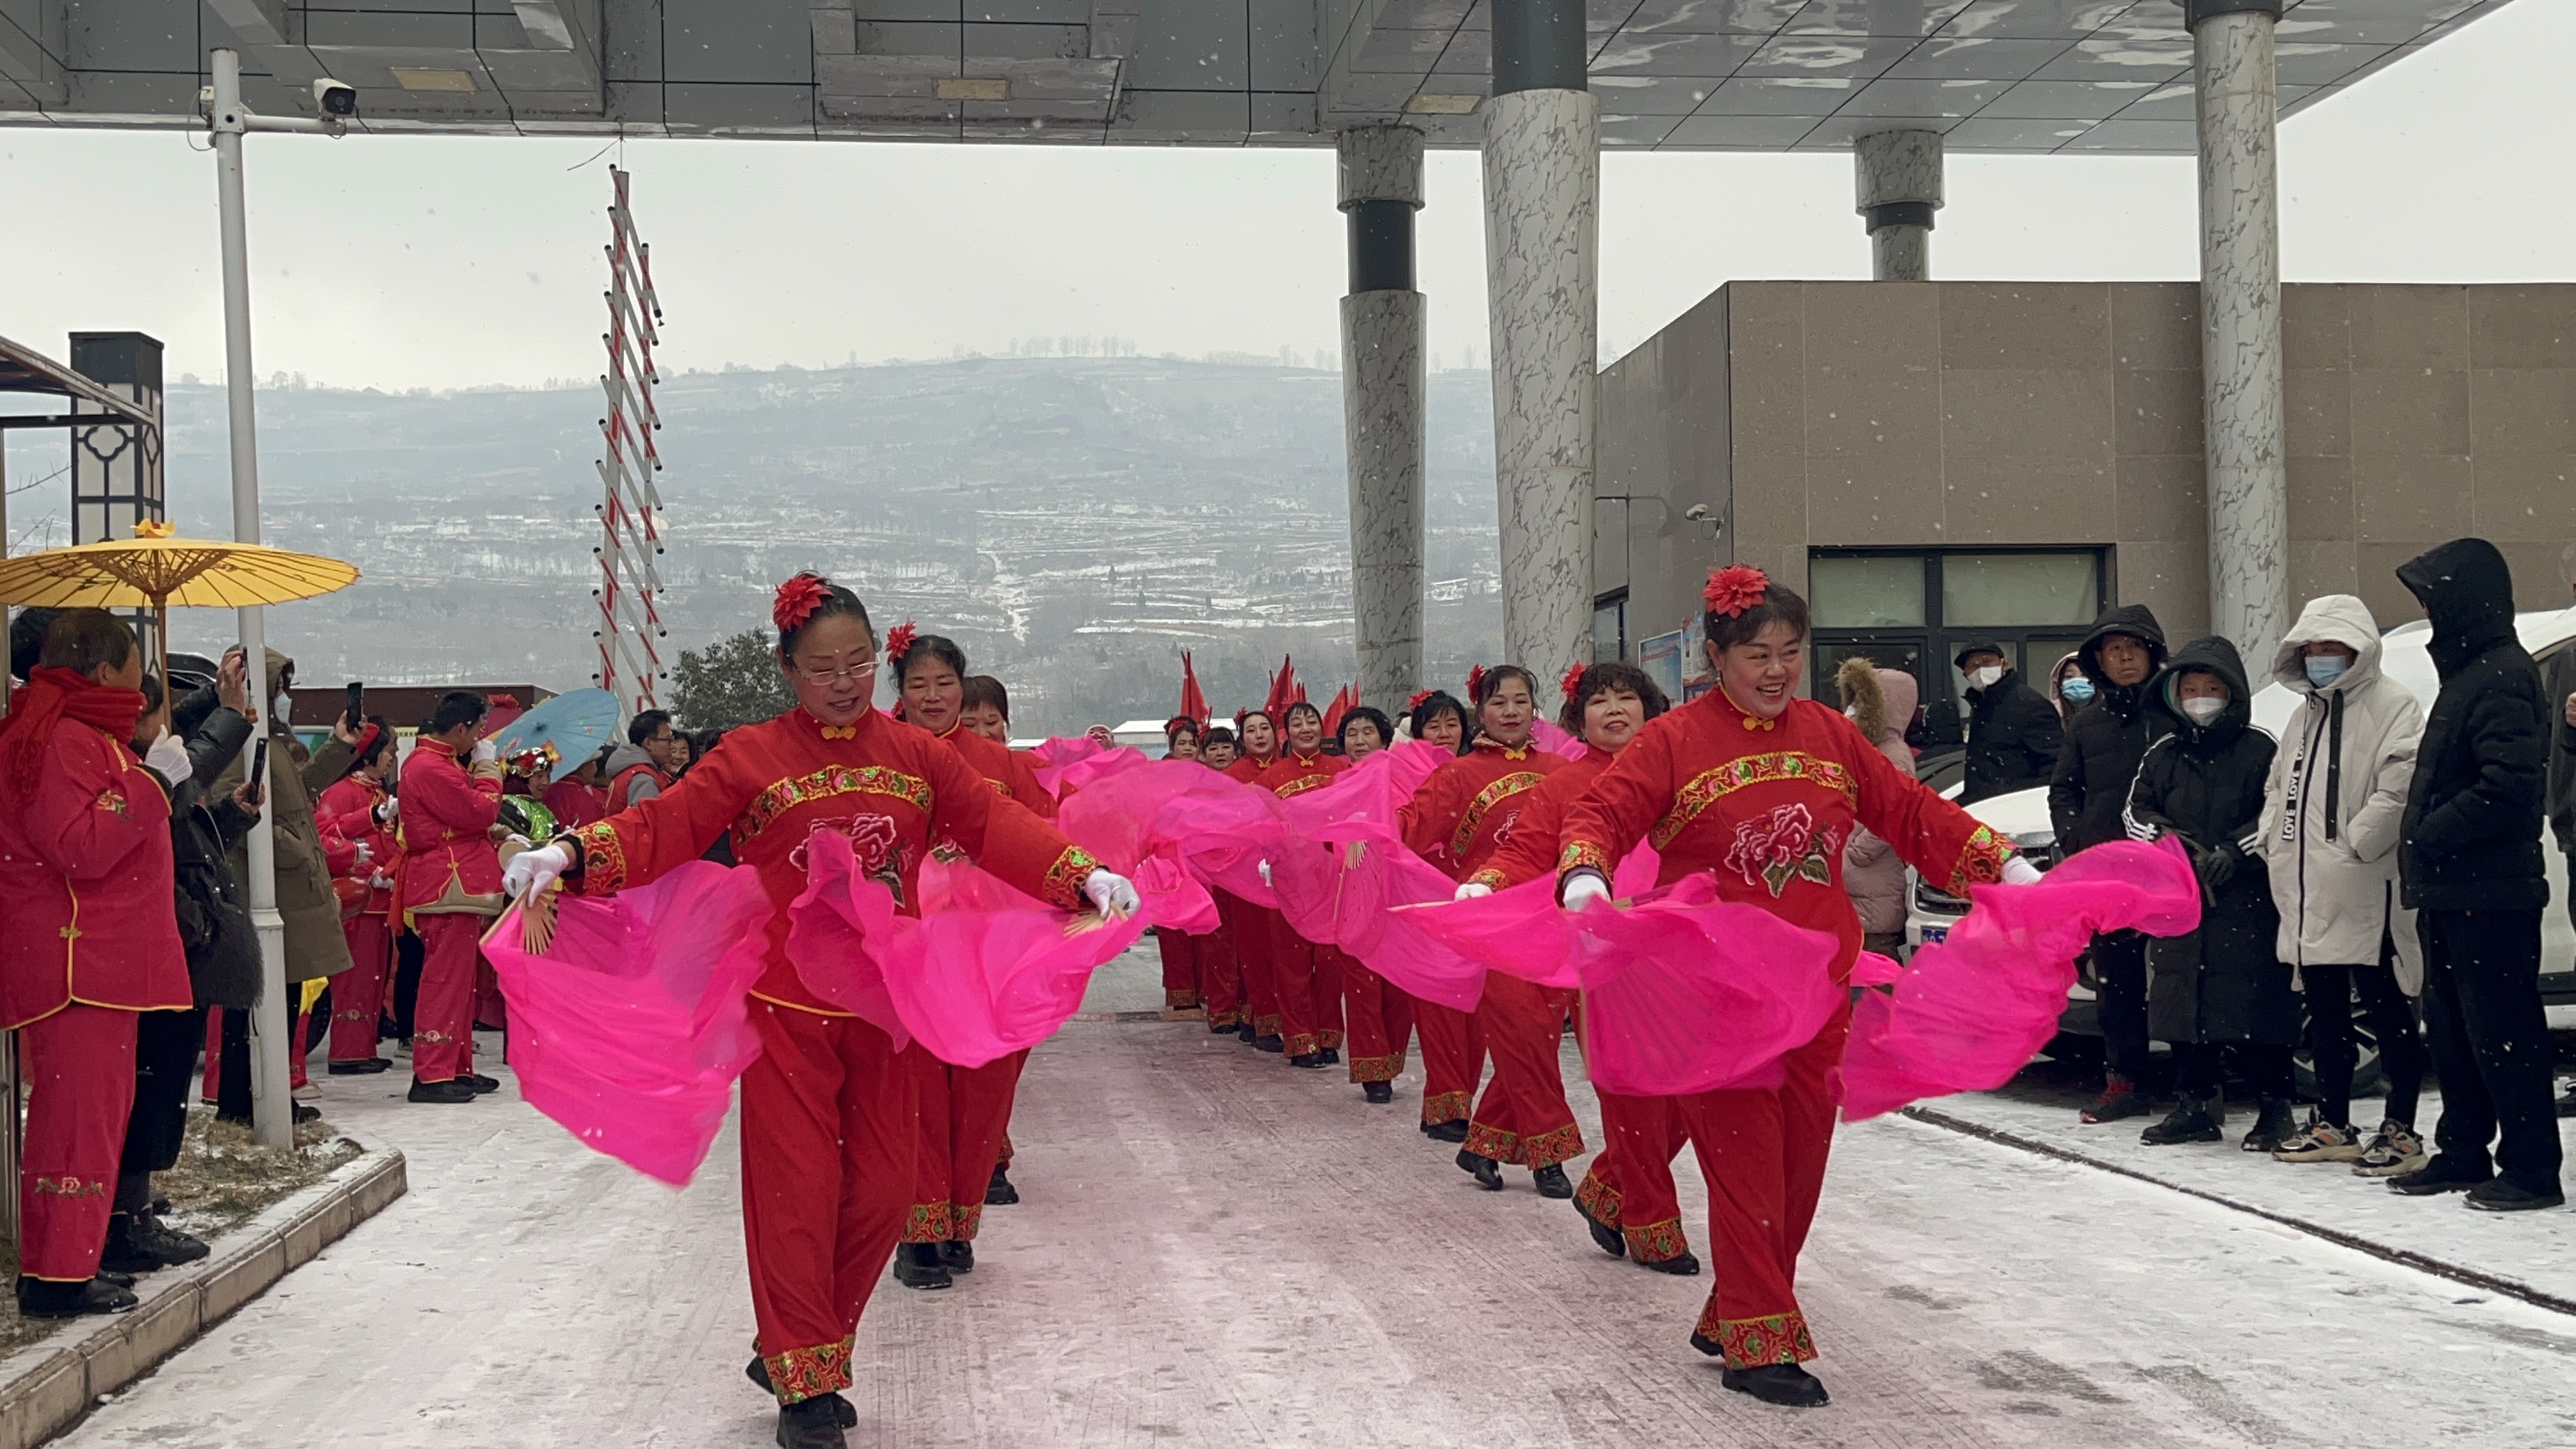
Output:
(211, 649), (356, 984)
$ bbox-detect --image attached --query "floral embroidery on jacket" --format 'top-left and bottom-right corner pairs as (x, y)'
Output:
(1723, 803), (1841, 897)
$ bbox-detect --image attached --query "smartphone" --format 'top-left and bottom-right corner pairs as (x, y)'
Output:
(345, 681), (364, 730)
(249, 738), (269, 793)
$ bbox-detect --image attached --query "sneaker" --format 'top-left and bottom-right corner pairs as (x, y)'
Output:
(2080, 1075), (2146, 1125)
(2387, 1163), (2487, 1197)
(2465, 1179), (2566, 1213)
(2350, 1120), (2430, 1178)
(2140, 1094), (2222, 1146)
(2271, 1113), (2364, 1163)
(2239, 1098), (2298, 1153)
(100, 1213), (211, 1274)
(291, 1082), (323, 1101)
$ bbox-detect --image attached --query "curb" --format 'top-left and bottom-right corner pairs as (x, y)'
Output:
(0, 1142), (408, 1449)
(1900, 1104), (2576, 1319)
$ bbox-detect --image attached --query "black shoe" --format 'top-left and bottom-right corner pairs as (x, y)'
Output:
(1209, 1019), (1238, 1035)
(775, 1394), (850, 1449)
(292, 1101), (321, 1124)
(1422, 1118), (1469, 1144)
(892, 1242), (951, 1290)
(147, 1195), (170, 1217)
(1362, 1082), (1393, 1104)
(97, 1268), (137, 1289)
(1319, 1047), (1341, 1065)
(2556, 1083), (2576, 1119)
(1456, 1149), (1504, 1191)
(458, 1072), (501, 1095)
(1532, 1164), (1573, 1199)
(408, 1078), (477, 1104)
(328, 1057), (394, 1075)
(1252, 1034), (1285, 1054)
(2239, 1097), (2297, 1153)
(939, 1239), (976, 1273)
(1286, 1052), (1328, 1068)
(15, 1276), (138, 1319)
(746, 1359), (862, 1426)
(2389, 1164), (2489, 1197)
(100, 1213), (210, 1273)
(2079, 1074), (2147, 1124)
(1641, 1251), (1702, 1276)
(2465, 1179), (2566, 1212)
(985, 1164), (1019, 1206)
(2140, 1094), (2221, 1146)
(1721, 1363), (1830, 1408)
(1235, 1022), (1256, 1043)
(1573, 1194), (1625, 1258)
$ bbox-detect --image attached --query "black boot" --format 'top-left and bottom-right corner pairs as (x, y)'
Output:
(1531, 1165), (1573, 1199)
(1456, 1149), (1504, 1191)
(1422, 1118), (1469, 1143)
(775, 1394), (850, 1449)
(100, 1212), (210, 1273)
(1209, 1018), (1238, 1036)
(1573, 1194), (1625, 1258)
(891, 1242), (951, 1290)
(1235, 1022), (1256, 1044)
(1286, 1052), (1327, 1068)
(1362, 1082), (1393, 1104)
(939, 1239), (976, 1273)
(1721, 1364), (1830, 1408)
(1318, 1047), (1341, 1066)
(746, 1360), (857, 1428)
(984, 1163), (1019, 1206)
(2140, 1093), (2222, 1145)
(1639, 1250), (1701, 1276)
(457, 1072), (501, 1095)
(328, 1057), (394, 1075)
(408, 1078), (476, 1104)
(2239, 1097), (2297, 1153)
(16, 1276), (138, 1319)
(1251, 1033), (1285, 1054)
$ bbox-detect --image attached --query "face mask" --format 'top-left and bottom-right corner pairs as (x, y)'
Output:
(273, 693), (292, 723)
(2059, 677), (2096, 706)
(2180, 696), (2226, 726)
(2303, 656), (2351, 689)
(1968, 665), (2004, 690)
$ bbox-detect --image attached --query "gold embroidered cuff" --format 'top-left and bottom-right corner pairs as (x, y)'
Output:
(1040, 845), (1103, 911)
(1557, 841), (1612, 878)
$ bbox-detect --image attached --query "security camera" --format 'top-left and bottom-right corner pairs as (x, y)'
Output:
(1683, 503), (1711, 522)
(312, 78), (359, 118)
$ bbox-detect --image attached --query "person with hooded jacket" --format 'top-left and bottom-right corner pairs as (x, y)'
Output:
(1955, 643), (2061, 802)
(2252, 595), (2430, 1176)
(2386, 538), (2561, 1210)
(1835, 657), (1920, 957)
(2123, 636), (2297, 1151)
(2047, 604), (2170, 1122)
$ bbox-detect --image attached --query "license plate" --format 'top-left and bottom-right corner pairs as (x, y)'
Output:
(1919, 926), (1949, 945)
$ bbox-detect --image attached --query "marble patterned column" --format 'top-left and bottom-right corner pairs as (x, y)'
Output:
(1854, 129), (1942, 282)
(1339, 124), (1427, 711)
(1483, 0), (1598, 675)
(2189, 0), (2288, 668)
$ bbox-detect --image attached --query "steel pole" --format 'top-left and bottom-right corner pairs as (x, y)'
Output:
(210, 48), (294, 1149)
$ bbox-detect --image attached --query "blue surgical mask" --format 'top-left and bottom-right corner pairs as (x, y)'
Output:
(2303, 655), (2351, 689)
(2059, 677), (2096, 707)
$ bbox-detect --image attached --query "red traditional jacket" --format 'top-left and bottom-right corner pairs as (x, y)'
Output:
(570, 705), (1099, 1016)
(1465, 744), (1614, 891)
(541, 778), (608, 831)
(1228, 749), (1346, 801)
(1401, 740), (1567, 883)
(400, 739), (506, 913)
(1554, 689), (2012, 981)
(0, 719), (190, 1028)
(317, 775), (397, 916)
(935, 722), (1056, 820)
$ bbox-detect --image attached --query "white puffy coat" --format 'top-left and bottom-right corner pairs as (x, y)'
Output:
(2255, 594), (2426, 991)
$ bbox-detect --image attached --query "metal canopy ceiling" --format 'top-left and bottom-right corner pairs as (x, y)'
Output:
(0, 1), (2512, 152)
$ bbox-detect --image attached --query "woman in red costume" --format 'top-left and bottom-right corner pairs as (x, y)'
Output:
(1538, 566), (2029, 1409)
(1461, 662), (1694, 1271)
(1396, 689), (1478, 1135)
(883, 627), (1058, 1292)
(1330, 706), (1411, 1103)
(1235, 701), (1347, 1066)
(1402, 666), (1581, 1191)
(503, 577), (1136, 1449)
(314, 718), (400, 1074)
(1153, 716), (1209, 1014)
(1218, 710), (1288, 1050)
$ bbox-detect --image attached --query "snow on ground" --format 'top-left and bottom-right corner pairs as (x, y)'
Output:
(56, 950), (2576, 1448)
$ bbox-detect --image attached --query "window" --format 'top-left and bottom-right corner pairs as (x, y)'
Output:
(1592, 590), (1628, 665)
(1808, 547), (2107, 749)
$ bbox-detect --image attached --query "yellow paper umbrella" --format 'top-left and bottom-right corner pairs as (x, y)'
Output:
(0, 520), (360, 722)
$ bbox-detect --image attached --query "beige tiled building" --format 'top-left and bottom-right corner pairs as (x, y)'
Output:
(1595, 281), (2576, 739)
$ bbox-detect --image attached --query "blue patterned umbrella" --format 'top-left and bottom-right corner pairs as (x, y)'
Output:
(485, 688), (622, 782)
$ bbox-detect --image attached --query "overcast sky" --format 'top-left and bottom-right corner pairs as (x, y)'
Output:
(0, 1), (2567, 397)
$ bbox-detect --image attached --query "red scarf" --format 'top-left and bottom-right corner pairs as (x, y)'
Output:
(1, 666), (148, 810)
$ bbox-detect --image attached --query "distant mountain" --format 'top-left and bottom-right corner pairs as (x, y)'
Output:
(132, 358), (1505, 734)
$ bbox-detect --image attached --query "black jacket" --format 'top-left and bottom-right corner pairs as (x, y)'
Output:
(2543, 637), (2574, 858)
(1961, 666), (2062, 803)
(2397, 539), (2551, 913)
(2124, 637), (2295, 1046)
(2047, 604), (2171, 855)
(168, 691), (263, 1010)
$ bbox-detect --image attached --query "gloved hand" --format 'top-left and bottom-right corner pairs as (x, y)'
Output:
(2001, 855), (2043, 886)
(368, 872), (394, 891)
(1453, 882), (1493, 901)
(353, 842), (373, 868)
(502, 841), (573, 899)
(375, 797), (399, 825)
(471, 738), (499, 765)
(1257, 859), (1273, 887)
(1082, 869), (1140, 919)
(143, 732), (192, 788)
(1561, 870), (1611, 910)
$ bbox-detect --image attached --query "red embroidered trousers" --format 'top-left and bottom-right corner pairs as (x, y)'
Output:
(1154, 928), (1200, 1011)
(1576, 1088), (1693, 1263)
(329, 913), (393, 1064)
(1338, 956), (1413, 1084)
(1415, 1000), (1486, 1126)
(1196, 910), (1243, 1028)
(743, 1001), (916, 1405)
(1264, 912), (1348, 1058)
(1463, 976), (1583, 1169)
(19, 1003), (140, 1281)
(905, 1046), (1026, 1244)
(411, 913), (485, 1084)
(1216, 892), (1279, 1038)
(1672, 1000), (1850, 1368)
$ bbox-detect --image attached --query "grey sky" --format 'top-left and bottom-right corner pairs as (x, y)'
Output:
(0, 0), (2564, 395)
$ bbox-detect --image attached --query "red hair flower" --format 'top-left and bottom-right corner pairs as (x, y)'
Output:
(774, 573), (830, 634)
(1559, 662), (1587, 701)
(1703, 564), (1770, 618)
(1406, 688), (1433, 713)
(1464, 664), (1487, 703)
(883, 621), (918, 668)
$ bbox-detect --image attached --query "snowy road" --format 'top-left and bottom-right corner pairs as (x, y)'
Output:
(57, 978), (2576, 1448)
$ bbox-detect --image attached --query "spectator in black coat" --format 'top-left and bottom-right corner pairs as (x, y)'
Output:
(1956, 643), (2062, 802)
(2541, 544), (2575, 1117)
(2387, 538), (2561, 1210)
(2045, 604), (2169, 1122)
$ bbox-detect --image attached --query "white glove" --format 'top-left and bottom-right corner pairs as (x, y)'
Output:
(369, 872), (394, 890)
(1561, 871), (1612, 911)
(143, 732), (193, 788)
(2002, 856), (2044, 886)
(1257, 859), (1273, 887)
(503, 841), (573, 899)
(1453, 882), (1493, 901)
(471, 738), (499, 765)
(503, 834), (533, 853)
(375, 797), (399, 825)
(1082, 869), (1140, 919)
(353, 842), (373, 867)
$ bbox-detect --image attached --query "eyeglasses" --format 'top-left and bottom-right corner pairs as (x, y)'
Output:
(791, 658), (879, 685)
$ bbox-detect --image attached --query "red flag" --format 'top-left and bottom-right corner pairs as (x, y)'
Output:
(1264, 655), (1303, 719)
(1178, 651), (1210, 728)
(1320, 684), (1352, 739)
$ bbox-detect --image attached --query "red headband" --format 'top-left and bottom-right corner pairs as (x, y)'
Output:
(1704, 564), (1769, 618)
(774, 574), (830, 633)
